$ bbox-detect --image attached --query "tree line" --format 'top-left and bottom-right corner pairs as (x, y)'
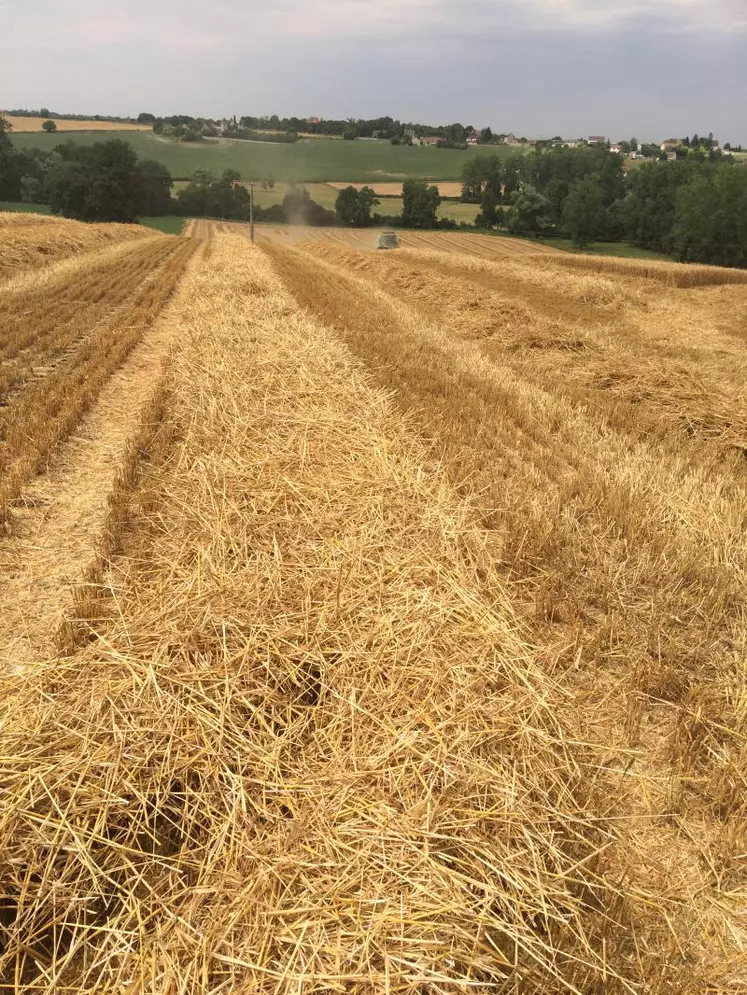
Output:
(461, 146), (747, 267)
(0, 118), (172, 220)
(6, 107), (140, 124)
(152, 116), (298, 144)
(140, 113), (513, 147)
(178, 175), (447, 230)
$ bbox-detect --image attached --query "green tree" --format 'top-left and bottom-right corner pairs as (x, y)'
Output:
(46, 139), (173, 222)
(176, 169), (251, 220)
(335, 186), (358, 224)
(502, 155), (525, 200)
(336, 185), (379, 226)
(46, 150), (96, 219)
(460, 158), (484, 202)
(506, 185), (551, 234)
(139, 159), (173, 215)
(460, 155), (503, 203)
(475, 188), (500, 228)
(401, 180), (441, 228)
(561, 176), (605, 247)
(0, 115), (23, 200)
(42, 119), (57, 132)
(84, 140), (144, 221)
(355, 186), (378, 225)
(672, 166), (747, 267)
(624, 159), (703, 251)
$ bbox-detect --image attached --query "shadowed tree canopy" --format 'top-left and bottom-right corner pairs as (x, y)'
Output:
(0, 115), (23, 200)
(335, 185), (380, 226)
(561, 176), (605, 247)
(46, 139), (174, 222)
(672, 166), (747, 267)
(176, 169), (250, 220)
(402, 180), (441, 228)
(138, 159), (174, 216)
(506, 185), (552, 234)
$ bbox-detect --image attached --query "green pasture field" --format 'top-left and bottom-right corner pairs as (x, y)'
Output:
(0, 201), (52, 214)
(11, 131), (522, 183)
(139, 216), (186, 234)
(438, 201), (480, 222)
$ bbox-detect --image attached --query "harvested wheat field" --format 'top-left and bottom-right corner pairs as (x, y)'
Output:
(0, 222), (746, 994)
(2, 115), (151, 133)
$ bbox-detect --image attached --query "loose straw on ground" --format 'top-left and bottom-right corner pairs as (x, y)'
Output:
(0, 235), (635, 993)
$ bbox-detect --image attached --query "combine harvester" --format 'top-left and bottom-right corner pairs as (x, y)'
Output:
(376, 230), (400, 249)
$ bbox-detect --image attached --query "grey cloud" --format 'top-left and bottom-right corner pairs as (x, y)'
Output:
(1, 0), (744, 142)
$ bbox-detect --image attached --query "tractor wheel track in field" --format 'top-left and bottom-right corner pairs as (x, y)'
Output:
(0, 236), (202, 671)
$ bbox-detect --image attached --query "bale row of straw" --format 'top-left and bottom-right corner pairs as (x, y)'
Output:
(297, 242), (747, 456)
(0, 212), (151, 282)
(536, 249), (747, 288)
(1, 234), (637, 992)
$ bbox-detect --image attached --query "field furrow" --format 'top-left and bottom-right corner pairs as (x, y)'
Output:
(0, 237), (173, 388)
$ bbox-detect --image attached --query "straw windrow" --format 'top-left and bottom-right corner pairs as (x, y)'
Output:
(0, 212), (152, 283)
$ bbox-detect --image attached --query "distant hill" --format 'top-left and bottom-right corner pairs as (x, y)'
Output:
(9, 129), (522, 183)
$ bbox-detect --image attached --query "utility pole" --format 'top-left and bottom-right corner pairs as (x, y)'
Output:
(249, 182), (255, 243)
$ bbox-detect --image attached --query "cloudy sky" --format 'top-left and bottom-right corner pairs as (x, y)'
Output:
(3, 0), (746, 142)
